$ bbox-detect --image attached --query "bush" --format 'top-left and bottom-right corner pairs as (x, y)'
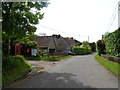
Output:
(96, 40), (105, 56)
(86, 47), (92, 54)
(73, 47), (85, 55)
(2, 55), (32, 86)
(104, 28), (120, 56)
(73, 47), (92, 55)
(3, 55), (31, 69)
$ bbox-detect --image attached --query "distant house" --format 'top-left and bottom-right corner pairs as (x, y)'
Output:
(64, 38), (78, 47)
(33, 35), (79, 54)
(56, 37), (78, 51)
(33, 36), (57, 54)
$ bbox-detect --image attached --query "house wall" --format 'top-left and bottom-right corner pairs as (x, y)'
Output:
(48, 37), (56, 49)
(47, 37), (56, 53)
(66, 44), (72, 51)
(56, 37), (68, 51)
(57, 37), (77, 51)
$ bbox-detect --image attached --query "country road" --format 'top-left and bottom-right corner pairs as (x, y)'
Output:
(8, 54), (118, 88)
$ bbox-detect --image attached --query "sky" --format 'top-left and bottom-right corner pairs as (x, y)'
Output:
(35, 0), (119, 42)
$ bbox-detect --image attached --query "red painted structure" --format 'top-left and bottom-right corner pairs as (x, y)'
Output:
(15, 43), (22, 55)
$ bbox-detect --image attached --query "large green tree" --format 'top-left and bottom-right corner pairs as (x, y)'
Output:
(82, 41), (90, 47)
(2, 2), (47, 55)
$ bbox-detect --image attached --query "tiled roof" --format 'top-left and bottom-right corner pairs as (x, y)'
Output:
(64, 38), (78, 46)
(33, 36), (52, 48)
(33, 36), (78, 48)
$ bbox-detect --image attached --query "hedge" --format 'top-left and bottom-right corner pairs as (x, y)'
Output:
(2, 55), (32, 87)
(104, 28), (120, 57)
(73, 47), (92, 55)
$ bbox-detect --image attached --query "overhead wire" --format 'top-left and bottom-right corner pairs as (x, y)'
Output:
(39, 24), (80, 36)
(38, 24), (91, 42)
(39, 24), (91, 37)
(106, 4), (118, 32)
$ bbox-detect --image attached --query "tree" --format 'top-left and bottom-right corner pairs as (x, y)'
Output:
(2, 2), (47, 55)
(96, 40), (106, 56)
(52, 34), (61, 39)
(89, 42), (96, 52)
(73, 39), (82, 46)
(82, 41), (90, 47)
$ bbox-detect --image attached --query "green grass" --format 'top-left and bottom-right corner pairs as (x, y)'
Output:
(41, 55), (73, 61)
(25, 56), (41, 60)
(95, 55), (120, 77)
(25, 55), (74, 61)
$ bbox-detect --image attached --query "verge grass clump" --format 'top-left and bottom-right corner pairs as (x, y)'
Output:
(95, 55), (120, 77)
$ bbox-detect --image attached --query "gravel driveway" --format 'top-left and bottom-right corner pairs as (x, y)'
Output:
(8, 54), (118, 88)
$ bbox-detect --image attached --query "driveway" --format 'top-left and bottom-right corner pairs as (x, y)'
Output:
(8, 54), (118, 88)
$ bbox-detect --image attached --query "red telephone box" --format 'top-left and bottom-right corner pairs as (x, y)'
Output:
(15, 43), (22, 55)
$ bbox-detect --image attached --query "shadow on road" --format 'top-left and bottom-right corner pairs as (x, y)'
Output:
(14, 72), (95, 88)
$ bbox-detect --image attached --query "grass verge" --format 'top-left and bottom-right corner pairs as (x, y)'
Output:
(25, 55), (74, 61)
(95, 55), (120, 77)
(41, 55), (73, 61)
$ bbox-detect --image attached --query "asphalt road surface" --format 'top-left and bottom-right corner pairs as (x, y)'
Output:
(9, 54), (118, 88)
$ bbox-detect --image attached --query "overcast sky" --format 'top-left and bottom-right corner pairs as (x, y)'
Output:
(35, 0), (119, 42)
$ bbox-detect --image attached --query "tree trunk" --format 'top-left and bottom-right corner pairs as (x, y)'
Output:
(8, 39), (10, 56)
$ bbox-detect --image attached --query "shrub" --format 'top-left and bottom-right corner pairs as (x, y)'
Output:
(104, 28), (120, 56)
(2, 55), (32, 86)
(96, 40), (105, 56)
(86, 47), (92, 54)
(73, 47), (84, 55)
(3, 55), (31, 69)
(73, 47), (92, 55)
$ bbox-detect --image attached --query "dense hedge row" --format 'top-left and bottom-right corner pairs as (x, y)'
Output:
(3, 55), (31, 70)
(104, 28), (120, 57)
(73, 47), (92, 55)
